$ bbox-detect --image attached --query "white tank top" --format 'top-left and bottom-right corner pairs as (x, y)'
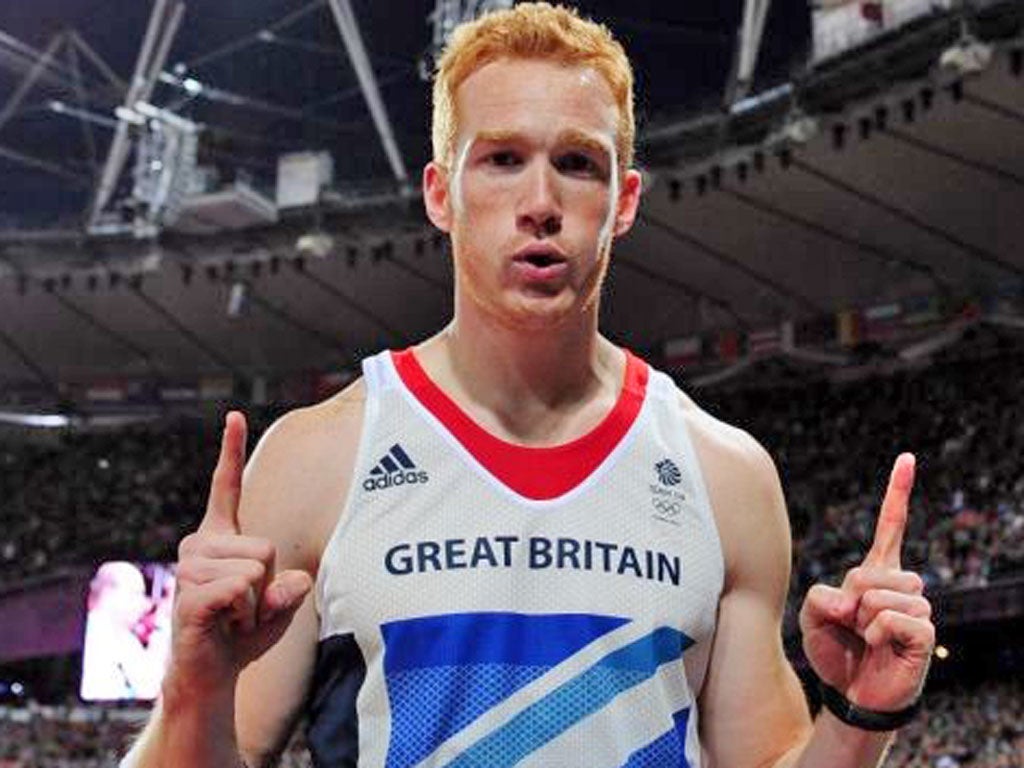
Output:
(307, 348), (725, 768)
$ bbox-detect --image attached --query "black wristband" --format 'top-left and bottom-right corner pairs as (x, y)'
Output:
(819, 683), (922, 732)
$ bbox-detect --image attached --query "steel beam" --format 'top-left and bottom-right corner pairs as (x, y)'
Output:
(0, 144), (91, 184)
(727, 0), (773, 107)
(326, 0), (409, 184)
(68, 31), (127, 92)
(0, 33), (65, 134)
(88, 0), (185, 229)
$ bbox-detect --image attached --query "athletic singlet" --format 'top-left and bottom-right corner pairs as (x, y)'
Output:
(308, 348), (725, 768)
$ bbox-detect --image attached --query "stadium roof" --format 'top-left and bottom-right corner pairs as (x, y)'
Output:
(0, 1), (1022, 394)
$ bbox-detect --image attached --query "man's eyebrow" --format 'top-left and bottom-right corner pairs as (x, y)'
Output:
(555, 129), (612, 160)
(471, 129), (612, 159)
(473, 130), (523, 145)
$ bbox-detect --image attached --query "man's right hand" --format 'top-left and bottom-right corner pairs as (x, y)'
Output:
(168, 411), (313, 697)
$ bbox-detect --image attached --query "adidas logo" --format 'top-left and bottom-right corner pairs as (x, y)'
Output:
(362, 444), (429, 492)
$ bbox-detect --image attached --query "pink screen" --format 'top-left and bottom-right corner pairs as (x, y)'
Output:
(79, 562), (176, 702)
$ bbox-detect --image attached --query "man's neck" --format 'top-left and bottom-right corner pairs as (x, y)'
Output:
(417, 302), (625, 446)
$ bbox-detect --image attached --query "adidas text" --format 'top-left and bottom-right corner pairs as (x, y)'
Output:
(363, 470), (429, 492)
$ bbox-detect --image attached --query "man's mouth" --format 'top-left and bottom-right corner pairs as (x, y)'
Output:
(522, 253), (561, 268)
(513, 245), (568, 270)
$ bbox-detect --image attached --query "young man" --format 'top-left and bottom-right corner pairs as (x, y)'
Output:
(125, 4), (934, 766)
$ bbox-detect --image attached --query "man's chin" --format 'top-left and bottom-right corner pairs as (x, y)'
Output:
(495, 296), (583, 332)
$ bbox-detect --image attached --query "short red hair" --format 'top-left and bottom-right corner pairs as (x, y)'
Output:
(431, 2), (636, 175)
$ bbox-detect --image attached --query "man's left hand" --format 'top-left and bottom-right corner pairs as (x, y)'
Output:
(799, 453), (935, 712)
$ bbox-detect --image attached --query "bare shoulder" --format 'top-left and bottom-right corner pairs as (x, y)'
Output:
(674, 390), (789, 588)
(237, 379), (368, 573)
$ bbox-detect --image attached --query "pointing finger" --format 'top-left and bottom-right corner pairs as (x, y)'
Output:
(865, 453), (915, 569)
(199, 411), (248, 535)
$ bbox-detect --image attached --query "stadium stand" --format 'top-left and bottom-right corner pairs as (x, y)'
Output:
(3, 352), (1023, 592)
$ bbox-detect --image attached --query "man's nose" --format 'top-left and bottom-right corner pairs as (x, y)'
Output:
(516, 161), (562, 237)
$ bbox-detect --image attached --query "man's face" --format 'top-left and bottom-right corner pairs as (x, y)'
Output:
(425, 57), (641, 330)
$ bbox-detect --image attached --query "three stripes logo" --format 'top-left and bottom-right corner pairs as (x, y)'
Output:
(362, 444), (429, 492)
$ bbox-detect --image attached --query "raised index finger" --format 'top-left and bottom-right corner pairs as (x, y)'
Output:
(865, 452), (916, 569)
(199, 411), (248, 535)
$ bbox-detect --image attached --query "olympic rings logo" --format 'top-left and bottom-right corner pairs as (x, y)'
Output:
(652, 499), (682, 516)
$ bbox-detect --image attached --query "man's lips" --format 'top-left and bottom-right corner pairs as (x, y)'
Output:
(512, 245), (569, 282)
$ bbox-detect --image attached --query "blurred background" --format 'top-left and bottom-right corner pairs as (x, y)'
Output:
(0, 0), (1022, 765)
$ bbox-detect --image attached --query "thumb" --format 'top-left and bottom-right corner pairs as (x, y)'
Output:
(800, 583), (855, 633)
(259, 570), (313, 623)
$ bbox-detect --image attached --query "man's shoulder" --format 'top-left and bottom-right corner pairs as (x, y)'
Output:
(668, 388), (787, 581)
(262, 377), (368, 449)
(238, 378), (368, 564)
(670, 387), (774, 481)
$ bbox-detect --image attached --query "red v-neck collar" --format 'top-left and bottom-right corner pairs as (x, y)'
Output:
(390, 348), (649, 501)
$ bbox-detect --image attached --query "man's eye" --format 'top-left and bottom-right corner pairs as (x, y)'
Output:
(556, 153), (599, 175)
(488, 151), (521, 167)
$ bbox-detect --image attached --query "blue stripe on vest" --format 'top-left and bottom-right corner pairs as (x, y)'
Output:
(381, 612), (628, 768)
(442, 626), (693, 768)
(619, 707), (692, 768)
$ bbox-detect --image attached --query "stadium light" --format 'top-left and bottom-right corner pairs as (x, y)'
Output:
(939, 35), (993, 77)
(227, 281), (247, 318)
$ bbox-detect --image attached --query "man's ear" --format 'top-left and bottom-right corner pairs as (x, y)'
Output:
(612, 168), (644, 237)
(423, 162), (453, 233)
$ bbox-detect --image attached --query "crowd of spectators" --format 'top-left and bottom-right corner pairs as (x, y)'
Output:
(0, 411), (275, 584)
(701, 351), (1024, 595)
(0, 679), (1020, 766)
(885, 679), (1024, 767)
(0, 703), (311, 767)
(3, 351), (1023, 593)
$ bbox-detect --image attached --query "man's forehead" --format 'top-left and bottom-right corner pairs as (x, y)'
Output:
(455, 58), (618, 133)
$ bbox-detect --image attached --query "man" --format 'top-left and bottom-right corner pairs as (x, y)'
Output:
(125, 4), (934, 766)
(81, 561), (162, 701)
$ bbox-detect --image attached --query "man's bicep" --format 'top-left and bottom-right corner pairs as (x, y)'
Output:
(699, 584), (810, 768)
(692, 423), (812, 768)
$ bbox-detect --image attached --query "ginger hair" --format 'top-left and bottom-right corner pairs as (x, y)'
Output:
(431, 2), (635, 175)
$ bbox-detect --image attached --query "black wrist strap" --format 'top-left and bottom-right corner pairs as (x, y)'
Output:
(819, 683), (922, 732)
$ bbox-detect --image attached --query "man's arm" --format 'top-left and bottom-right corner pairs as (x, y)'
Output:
(693, 422), (813, 767)
(124, 388), (364, 768)
(690, 413), (932, 768)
